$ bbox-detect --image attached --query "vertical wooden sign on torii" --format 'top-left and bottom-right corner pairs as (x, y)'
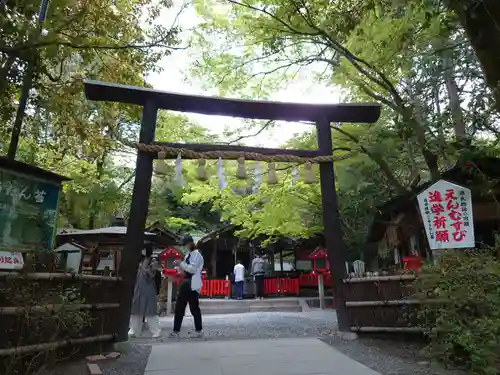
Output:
(84, 80), (381, 341)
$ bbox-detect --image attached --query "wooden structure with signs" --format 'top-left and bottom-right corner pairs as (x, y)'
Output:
(0, 157), (67, 256)
(343, 157), (500, 333)
(56, 224), (180, 275)
(364, 158), (500, 269)
(83, 80), (381, 340)
(194, 224), (333, 296)
(0, 160), (122, 373)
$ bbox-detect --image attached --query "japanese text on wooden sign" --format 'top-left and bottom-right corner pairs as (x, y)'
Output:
(417, 180), (475, 250)
(0, 251), (24, 270)
(0, 168), (61, 252)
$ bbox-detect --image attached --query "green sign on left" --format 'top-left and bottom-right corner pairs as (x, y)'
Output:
(0, 168), (61, 252)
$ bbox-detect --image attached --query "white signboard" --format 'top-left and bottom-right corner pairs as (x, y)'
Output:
(417, 180), (475, 250)
(0, 251), (24, 270)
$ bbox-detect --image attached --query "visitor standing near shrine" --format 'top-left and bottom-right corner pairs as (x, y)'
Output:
(128, 244), (161, 338)
(233, 260), (246, 300)
(251, 252), (266, 300)
(170, 235), (204, 338)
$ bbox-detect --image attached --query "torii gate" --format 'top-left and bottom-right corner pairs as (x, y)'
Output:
(84, 80), (381, 341)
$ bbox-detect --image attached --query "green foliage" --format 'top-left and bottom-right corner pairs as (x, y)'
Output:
(415, 250), (500, 375)
(190, 0), (500, 185)
(1, 0), (181, 230)
(1, 273), (92, 375)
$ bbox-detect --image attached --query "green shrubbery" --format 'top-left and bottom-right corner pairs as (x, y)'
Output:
(415, 250), (500, 375)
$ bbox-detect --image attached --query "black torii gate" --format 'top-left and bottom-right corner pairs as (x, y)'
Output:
(84, 80), (381, 341)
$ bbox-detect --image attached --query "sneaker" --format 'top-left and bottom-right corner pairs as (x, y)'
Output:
(168, 332), (180, 338)
(188, 331), (203, 339)
(152, 333), (161, 339)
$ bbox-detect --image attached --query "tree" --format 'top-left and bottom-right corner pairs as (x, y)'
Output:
(168, 0), (500, 256)
(189, 0), (500, 190)
(0, 0), (185, 229)
(147, 112), (224, 232)
(443, 0), (500, 113)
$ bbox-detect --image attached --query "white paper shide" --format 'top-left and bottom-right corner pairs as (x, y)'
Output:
(417, 180), (475, 250)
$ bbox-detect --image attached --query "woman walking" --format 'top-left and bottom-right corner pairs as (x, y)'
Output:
(128, 244), (161, 338)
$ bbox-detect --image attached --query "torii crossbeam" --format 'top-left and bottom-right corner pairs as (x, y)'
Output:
(84, 80), (381, 341)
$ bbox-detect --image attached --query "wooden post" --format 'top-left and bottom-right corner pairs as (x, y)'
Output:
(166, 277), (173, 315)
(116, 101), (158, 342)
(318, 273), (325, 309)
(211, 237), (217, 278)
(316, 118), (350, 332)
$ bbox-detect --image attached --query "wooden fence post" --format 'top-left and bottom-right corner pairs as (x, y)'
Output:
(166, 277), (173, 315)
(318, 273), (325, 309)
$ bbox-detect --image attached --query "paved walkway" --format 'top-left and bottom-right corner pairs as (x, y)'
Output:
(144, 337), (381, 375)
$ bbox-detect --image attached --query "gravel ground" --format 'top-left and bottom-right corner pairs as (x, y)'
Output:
(321, 336), (461, 375)
(152, 310), (339, 341)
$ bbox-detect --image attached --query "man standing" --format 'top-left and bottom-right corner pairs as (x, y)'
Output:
(170, 235), (204, 338)
(251, 252), (266, 300)
(233, 260), (245, 300)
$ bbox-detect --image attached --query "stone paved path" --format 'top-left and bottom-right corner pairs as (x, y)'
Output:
(145, 337), (381, 375)
(131, 310), (457, 375)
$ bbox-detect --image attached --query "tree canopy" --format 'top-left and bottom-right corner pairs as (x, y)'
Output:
(2, 0), (500, 259)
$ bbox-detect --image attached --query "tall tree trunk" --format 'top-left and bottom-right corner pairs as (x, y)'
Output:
(88, 157), (105, 229)
(442, 49), (467, 145)
(446, 0), (500, 112)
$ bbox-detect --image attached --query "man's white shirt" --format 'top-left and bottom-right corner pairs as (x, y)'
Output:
(233, 263), (245, 282)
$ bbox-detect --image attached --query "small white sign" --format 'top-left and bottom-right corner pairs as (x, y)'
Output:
(0, 251), (24, 270)
(417, 180), (475, 250)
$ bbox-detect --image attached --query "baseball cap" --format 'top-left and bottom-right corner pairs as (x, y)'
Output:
(181, 235), (194, 245)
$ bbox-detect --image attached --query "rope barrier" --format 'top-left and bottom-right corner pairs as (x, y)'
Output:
(121, 140), (359, 163)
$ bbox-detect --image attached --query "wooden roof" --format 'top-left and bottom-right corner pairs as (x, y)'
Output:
(197, 225), (237, 246)
(0, 156), (71, 183)
(84, 80), (381, 123)
(147, 222), (182, 243)
(55, 226), (179, 247)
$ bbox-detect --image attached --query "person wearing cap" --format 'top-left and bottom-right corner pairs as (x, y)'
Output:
(170, 235), (204, 338)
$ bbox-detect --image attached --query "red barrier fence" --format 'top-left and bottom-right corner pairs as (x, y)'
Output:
(299, 272), (332, 288)
(264, 278), (300, 296)
(201, 279), (230, 297)
(174, 277), (299, 297)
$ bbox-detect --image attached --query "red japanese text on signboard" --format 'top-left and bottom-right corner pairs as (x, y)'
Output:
(417, 180), (475, 250)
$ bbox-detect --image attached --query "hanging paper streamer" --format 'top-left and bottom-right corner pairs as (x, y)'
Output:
(268, 162), (278, 184)
(303, 162), (315, 184)
(236, 157), (247, 179)
(197, 158), (208, 181)
(252, 161), (261, 193)
(217, 158), (227, 190)
(291, 167), (299, 188)
(154, 151), (168, 175)
(175, 153), (184, 187)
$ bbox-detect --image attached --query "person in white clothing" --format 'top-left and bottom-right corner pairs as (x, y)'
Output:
(169, 235), (204, 338)
(233, 260), (246, 300)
